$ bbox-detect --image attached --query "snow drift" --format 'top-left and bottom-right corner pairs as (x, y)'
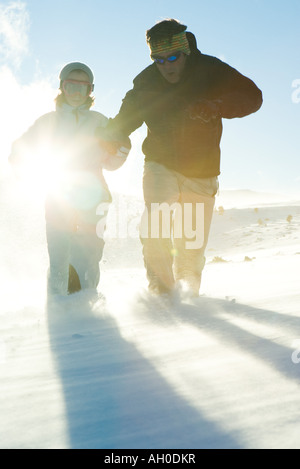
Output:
(0, 175), (300, 449)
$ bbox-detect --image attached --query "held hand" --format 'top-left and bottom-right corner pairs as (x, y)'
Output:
(96, 127), (131, 158)
(188, 99), (221, 122)
(97, 137), (119, 155)
(115, 145), (130, 159)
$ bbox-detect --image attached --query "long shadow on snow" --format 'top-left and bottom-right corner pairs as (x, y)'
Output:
(166, 296), (300, 384)
(47, 293), (241, 449)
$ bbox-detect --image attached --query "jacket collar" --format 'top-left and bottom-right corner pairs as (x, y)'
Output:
(56, 102), (89, 113)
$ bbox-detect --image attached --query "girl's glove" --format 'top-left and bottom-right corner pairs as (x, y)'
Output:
(96, 127), (131, 158)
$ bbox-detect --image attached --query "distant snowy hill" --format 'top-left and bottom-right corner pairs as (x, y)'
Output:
(215, 189), (299, 209)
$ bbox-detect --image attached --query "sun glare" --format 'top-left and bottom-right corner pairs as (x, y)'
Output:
(15, 143), (111, 214)
(15, 145), (65, 200)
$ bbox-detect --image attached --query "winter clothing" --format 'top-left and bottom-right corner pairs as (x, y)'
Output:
(59, 62), (94, 85)
(105, 34), (262, 179)
(140, 162), (217, 295)
(148, 31), (191, 57)
(10, 102), (125, 296)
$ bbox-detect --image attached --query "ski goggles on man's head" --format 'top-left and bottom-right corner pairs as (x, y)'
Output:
(151, 52), (183, 65)
(62, 79), (94, 97)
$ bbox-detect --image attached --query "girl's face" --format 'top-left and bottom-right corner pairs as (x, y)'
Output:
(63, 70), (92, 107)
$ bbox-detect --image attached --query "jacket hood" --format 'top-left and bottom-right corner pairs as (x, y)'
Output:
(186, 32), (201, 56)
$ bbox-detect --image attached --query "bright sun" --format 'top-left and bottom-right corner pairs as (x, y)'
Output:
(15, 143), (113, 214)
(14, 145), (67, 200)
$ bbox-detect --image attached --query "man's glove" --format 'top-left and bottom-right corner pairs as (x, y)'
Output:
(188, 99), (221, 123)
(96, 127), (131, 158)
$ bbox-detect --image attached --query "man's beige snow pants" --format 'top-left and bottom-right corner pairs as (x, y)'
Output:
(140, 161), (218, 294)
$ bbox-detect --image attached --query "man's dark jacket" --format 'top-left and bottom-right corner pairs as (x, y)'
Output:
(106, 33), (263, 178)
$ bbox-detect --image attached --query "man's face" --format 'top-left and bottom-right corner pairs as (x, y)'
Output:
(154, 51), (187, 84)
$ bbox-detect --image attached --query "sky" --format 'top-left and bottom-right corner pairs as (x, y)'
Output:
(0, 0), (299, 198)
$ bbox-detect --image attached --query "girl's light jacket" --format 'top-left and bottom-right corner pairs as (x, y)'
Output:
(9, 103), (125, 205)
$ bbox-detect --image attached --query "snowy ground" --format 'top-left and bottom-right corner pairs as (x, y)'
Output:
(0, 176), (300, 449)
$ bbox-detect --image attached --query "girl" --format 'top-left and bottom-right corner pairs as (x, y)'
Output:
(9, 62), (130, 297)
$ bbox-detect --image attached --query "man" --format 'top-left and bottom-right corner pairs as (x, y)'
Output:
(99, 19), (263, 297)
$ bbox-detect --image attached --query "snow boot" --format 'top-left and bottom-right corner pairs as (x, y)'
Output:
(68, 264), (81, 294)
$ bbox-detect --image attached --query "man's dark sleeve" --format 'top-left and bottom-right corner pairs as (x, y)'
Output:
(106, 83), (145, 138)
(213, 59), (263, 119)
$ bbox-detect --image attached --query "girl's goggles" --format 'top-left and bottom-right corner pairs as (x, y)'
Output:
(62, 79), (93, 96)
